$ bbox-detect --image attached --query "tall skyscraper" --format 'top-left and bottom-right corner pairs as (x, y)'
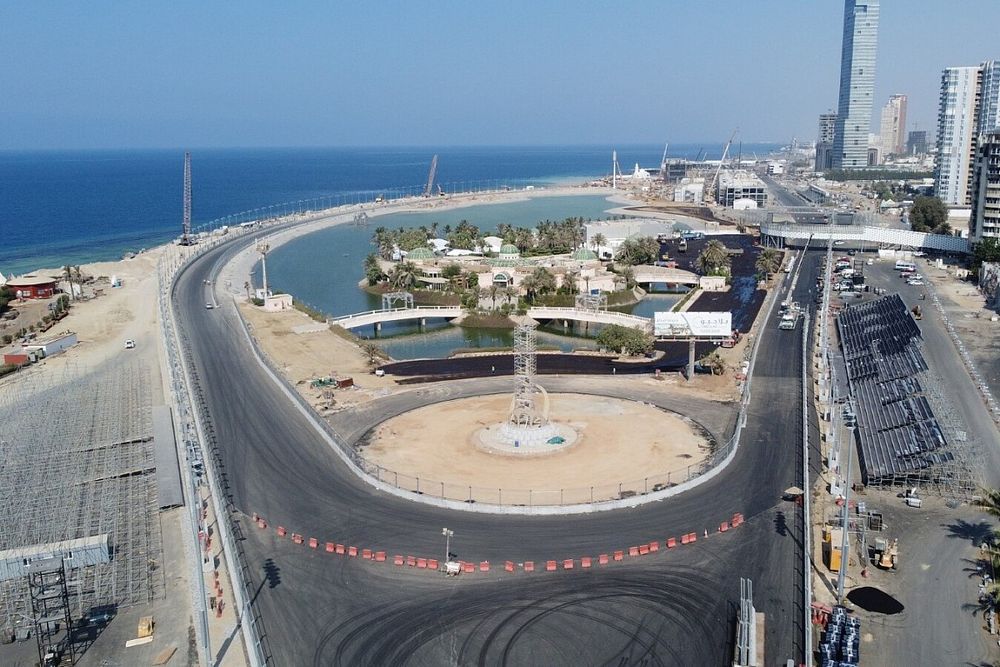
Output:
(934, 61), (1000, 206)
(970, 130), (1000, 242)
(832, 0), (880, 169)
(907, 130), (928, 155)
(879, 94), (907, 156)
(815, 112), (837, 171)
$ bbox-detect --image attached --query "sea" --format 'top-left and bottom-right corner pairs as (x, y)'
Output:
(0, 144), (780, 276)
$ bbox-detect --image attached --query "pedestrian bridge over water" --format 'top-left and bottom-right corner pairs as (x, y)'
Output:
(329, 305), (653, 332)
(760, 222), (970, 254)
(630, 266), (700, 286)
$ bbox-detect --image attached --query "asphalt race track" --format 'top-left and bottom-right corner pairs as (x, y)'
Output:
(172, 233), (821, 666)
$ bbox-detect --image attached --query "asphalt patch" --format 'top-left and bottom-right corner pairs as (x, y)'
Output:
(847, 586), (904, 614)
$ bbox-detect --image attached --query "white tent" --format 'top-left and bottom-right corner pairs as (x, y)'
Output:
(0, 272), (6, 287)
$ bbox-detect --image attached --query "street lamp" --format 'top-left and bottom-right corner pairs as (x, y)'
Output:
(442, 528), (454, 563)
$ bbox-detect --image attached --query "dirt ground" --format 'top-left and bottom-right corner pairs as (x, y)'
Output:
(360, 393), (710, 503)
(240, 304), (399, 410)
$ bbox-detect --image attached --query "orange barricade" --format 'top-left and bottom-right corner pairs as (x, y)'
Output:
(523, 561), (534, 572)
(325, 542), (335, 553)
(375, 551), (386, 562)
(393, 555), (404, 566)
(348, 546), (358, 557)
(335, 544), (345, 555)
(732, 513), (744, 527)
(628, 546), (640, 557)
(581, 557), (592, 568)
(406, 555), (416, 567)
(257, 518), (267, 530)
(648, 541), (659, 552)
(638, 545), (650, 556)
(545, 560), (557, 571)
(362, 549), (373, 559)
(428, 559), (439, 570)
(563, 559), (574, 570)
(680, 534), (690, 545)
(308, 538), (318, 549)
(613, 550), (624, 561)
(666, 537), (677, 548)
(505, 561), (515, 572)
(598, 554), (609, 565)
(719, 522), (729, 532)
(416, 558), (427, 569)
(462, 562), (475, 573)
(277, 526), (287, 537)
(479, 561), (490, 572)
(687, 532), (697, 543)
(292, 534), (303, 545)
(252, 512), (259, 522)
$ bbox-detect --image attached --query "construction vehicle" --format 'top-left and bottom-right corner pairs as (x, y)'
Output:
(874, 537), (899, 570)
(911, 304), (922, 320)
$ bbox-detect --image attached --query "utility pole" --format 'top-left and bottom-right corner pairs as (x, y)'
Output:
(837, 418), (855, 602)
(442, 528), (453, 562)
(257, 241), (270, 300)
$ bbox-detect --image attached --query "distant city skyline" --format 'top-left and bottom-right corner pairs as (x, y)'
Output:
(2, 2), (1000, 149)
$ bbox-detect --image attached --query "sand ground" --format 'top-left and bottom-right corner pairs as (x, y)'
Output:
(361, 393), (710, 503)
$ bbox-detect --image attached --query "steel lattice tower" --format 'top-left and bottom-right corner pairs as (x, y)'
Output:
(181, 152), (192, 245)
(509, 323), (547, 427)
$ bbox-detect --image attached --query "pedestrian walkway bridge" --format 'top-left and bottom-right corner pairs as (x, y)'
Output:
(527, 307), (651, 332)
(330, 306), (463, 330)
(761, 222), (970, 254)
(630, 266), (700, 286)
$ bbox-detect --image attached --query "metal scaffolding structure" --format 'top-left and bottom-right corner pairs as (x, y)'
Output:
(382, 291), (414, 310)
(508, 323), (547, 428)
(574, 292), (608, 312)
(0, 362), (160, 642)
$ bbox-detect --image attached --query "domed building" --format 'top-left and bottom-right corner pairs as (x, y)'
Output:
(571, 247), (599, 262)
(404, 246), (436, 261)
(498, 243), (521, 262)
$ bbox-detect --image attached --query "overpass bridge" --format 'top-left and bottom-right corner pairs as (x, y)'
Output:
(330, 306), (463, 330)
(761, 221), (970, 254)
(527, 307), (652, 332)
(630, 266), (700, 286)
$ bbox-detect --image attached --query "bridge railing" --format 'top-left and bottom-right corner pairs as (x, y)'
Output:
(528, 306), (650, 323)
(330, 305), (462, 322)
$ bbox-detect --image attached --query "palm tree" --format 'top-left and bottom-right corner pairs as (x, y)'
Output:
(361, 342), (382, 367)
(591, 233), (607, 255)
(563, 269), (581, 295)
(244, 281), (252, 300)
(695, 240), (730, 276)
(388, 262), (418, 290)
(755, 248), (782, 280)
(63, 265), (73, 300)
(489, 283), (499, 309)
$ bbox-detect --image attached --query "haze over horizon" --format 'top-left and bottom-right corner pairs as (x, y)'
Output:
(3, 1), (1000, 150)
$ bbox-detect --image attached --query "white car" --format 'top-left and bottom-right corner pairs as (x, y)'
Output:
(907, 279), (925, 286)
(124, 339), (136, 349)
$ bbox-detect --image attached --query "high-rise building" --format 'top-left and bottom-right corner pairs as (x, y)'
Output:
(970, 130), (1000, 243)
(879, 94), (908, 156)
(832, 0), (880, 169)
(815, 112), (837, 171)
(907, 130), (928, 155)
(933, 62), (1000, 205)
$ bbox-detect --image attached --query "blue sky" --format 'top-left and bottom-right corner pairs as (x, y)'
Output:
(2, 1), (999, 149)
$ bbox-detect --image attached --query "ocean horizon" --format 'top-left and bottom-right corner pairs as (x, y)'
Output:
(0, 144), (780, 276)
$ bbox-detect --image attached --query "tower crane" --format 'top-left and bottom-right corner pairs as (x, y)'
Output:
(423, 155), (438, 197)
(180, 151), (193, 245)
(706, 129), (739, 204)
(659, 142), (669, 180)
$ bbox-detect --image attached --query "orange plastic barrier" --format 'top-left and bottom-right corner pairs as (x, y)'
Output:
(252, 512), (259, 522)
(308, 538), (318, 549)
(335, 544), (345, 555)
(680, 534), (690, 545)
(292, 534), (303, 545)
(648, 541), (659, 552)
(393, 555), (404, 566)
(628, 546), (640, 557)
(562, 559), (574, 570)
(325, 542), (335, 553)
(505, 561), (515, 572)
(687, 532), (698, 543)
(666, 537), (677, 548)
(406, 555), (416, 567)
(545, 560), (557, 571)
(375, 551), (386, 562)
(581, 557), (592, 568)
(417, 557), (428, 569)
(719, 521), (729, 532)
(638, 545), (650, 556)
(598, 554), (609, 565)
(277, 526), (287, 537)
(613, 550), (624, 561)
(524, 561), (534, 572)
(428, 559), (439, 570)
(732, 512), (744, 527)
(348, 546), (358, 557)
(479, 561), (490, 572)
(362, 549), (373, 559)
(257, 518), (267, 530)
(462, 562), (475, 573)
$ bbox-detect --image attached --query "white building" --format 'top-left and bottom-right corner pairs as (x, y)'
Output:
(970, 130), (1000, 243)
(879, 94), (908, 156)
(832, 0), (880, 169)
(673, 178), (704, 203)
(716, 171), (767, 208)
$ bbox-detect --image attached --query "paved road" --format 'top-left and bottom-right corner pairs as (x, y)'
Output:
(172, 235), (821, 666)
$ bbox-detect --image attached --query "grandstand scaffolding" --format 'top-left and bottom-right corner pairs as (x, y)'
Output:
(0, 362), (160, 641)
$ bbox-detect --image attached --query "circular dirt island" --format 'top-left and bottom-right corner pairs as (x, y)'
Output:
(358, 393), (713, 505)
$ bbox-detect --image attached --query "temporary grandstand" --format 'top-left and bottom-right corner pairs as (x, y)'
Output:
(836, 295), (977, 500)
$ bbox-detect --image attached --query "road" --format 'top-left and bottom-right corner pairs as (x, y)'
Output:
(171, 234), (821, 666)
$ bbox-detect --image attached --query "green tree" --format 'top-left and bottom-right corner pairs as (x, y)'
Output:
(696, 240), (731, 276)
(755, 248), (782, 280)
(596, 324), (654, 356)
(363, 253), (384, 286)
(387, 262), (419, 290)
(973, 237), (1000, 276)
(561, 269), (581, 295)
(909, 196), (949, 234)
(591, 233), (607, 254)
(615, 236), (659, 265)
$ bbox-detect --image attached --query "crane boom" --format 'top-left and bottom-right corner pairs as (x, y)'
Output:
(181, 151), (192, 245)
(708, 129), (739, 203)
(424, 155), (438, 197)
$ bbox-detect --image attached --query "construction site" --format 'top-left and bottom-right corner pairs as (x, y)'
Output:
(0, 361), (167, 665)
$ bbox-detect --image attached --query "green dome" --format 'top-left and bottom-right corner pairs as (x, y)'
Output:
(405, 247), (435, 260)
(499, 243), (520, 255)
(572, 247), (598, 260)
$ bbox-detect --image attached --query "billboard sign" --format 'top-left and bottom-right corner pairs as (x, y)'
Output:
(653, 312), (732, 338)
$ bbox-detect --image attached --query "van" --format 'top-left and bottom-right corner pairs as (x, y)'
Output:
(124, 339), (136, 350)
(895, 260), (916, 271)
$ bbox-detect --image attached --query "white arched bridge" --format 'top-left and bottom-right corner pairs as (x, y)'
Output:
(329, 306), (653, 332)
(630, 266), (700, 286)
(760, 221), (970, 254)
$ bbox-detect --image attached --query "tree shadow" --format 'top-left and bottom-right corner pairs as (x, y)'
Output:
(944, 520), (996, 547)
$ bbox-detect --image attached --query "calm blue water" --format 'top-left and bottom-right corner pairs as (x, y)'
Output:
(0, 144), (779, 275)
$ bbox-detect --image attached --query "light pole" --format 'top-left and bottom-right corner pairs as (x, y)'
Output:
(442, 527), (453, 563)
